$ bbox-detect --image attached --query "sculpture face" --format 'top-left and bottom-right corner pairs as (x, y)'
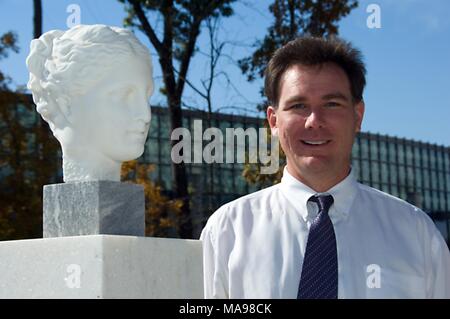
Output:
(69, 56), (153, 163)
(26, 25), (154, 182)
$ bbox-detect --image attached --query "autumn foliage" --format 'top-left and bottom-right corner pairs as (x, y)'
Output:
(121, 160), (183, 237)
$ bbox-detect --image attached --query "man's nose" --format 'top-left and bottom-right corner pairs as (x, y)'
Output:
(305, 109), (325, 129)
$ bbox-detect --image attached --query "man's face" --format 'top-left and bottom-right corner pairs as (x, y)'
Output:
(267, 63), (364, 186)
(70, 55), (153, 162)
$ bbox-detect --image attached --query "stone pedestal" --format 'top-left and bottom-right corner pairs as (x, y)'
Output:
(0, 235), (203, 298)
(43, 181), (144, 237)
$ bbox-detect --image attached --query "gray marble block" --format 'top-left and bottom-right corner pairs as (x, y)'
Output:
(43, 181), (145, 237)
(0, 235), (203, 298)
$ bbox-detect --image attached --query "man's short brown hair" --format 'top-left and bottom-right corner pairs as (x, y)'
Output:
(264, 36), (366, 106)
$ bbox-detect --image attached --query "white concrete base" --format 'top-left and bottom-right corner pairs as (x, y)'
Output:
(0, 235), (203, 298)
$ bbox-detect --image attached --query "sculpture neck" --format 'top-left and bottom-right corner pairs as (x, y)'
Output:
(62, 152), (121, 182)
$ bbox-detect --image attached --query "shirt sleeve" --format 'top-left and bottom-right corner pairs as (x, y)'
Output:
(200, 210), (229, 299)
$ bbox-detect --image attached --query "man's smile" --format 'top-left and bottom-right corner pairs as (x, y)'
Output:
(301, 140), (331, 146)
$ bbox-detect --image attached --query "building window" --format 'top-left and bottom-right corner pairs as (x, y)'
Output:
(372, 161), (380, 183)
(362, 160), (370, 183)
(422, 148), (429, 168)
(398, 165), (406, 187)
(381, 163), (389, 184)
(389, 164), (398, 187)
(415, 168), (423, 190)
(424, 189), (431, 211)
(352, 141), (359, 159)
(414, 146), (421, 166)
(370, 138), (378, 161)
(389, 143), (396, 163)
(423, 169), (431, 191)
(406, 144), (414, 166)
(431, 171), (438, 191)
(379, 140), (388, 162)
(352, 159), (360, 180)
(398, 143), (405, 165)
(361, 138), (369, 160)
(430, 150), (437, 170)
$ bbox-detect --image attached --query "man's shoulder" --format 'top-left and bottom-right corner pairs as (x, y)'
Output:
(226, 183), (281, 206)
(357, 182), (407, 203)
(203, 184), (281, 228)
(356, 182), (433, 224)
(355, 182), (449, 263)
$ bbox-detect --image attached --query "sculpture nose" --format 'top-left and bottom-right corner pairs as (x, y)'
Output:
(135, 95), (151, 124)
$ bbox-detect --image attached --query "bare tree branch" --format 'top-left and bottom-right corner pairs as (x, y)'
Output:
(129, 0), (164, 54)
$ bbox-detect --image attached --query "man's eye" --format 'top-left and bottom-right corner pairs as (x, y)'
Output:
(291, 103), (306, 109)
(325, 102), (340, 107)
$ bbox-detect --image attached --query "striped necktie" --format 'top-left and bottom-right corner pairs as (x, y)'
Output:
(297, 194), (338, 299)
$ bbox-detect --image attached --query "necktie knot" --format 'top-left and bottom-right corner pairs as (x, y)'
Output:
(309, 194), (334, 213)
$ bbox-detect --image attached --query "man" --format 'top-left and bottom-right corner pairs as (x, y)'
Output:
(200, 36), (450, 299)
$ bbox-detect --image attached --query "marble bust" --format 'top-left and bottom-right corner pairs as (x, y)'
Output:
(26, 24), (153, 182)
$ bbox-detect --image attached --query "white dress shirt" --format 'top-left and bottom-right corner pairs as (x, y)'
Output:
(200, 168), (450, 299)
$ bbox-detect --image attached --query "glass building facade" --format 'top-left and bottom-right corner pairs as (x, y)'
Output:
(144, 106), (450, 242)
(142, 106), (263, 235)
(352, 132), (450, 242)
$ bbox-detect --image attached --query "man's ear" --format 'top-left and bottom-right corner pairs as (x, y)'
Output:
(267, 105), (278, 137)
(354, 100), (365, 133)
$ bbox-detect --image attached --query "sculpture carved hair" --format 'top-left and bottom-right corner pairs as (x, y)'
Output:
(26, 24), (152, 132)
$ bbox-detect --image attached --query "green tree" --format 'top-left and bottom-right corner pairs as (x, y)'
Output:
(240, 0), (358, 185)
(239, 0), (358, 95)
(0, 32), (19, 91)
(119, 0), (236, 238)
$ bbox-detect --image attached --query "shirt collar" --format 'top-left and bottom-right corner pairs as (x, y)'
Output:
(279, 167), (358, 222)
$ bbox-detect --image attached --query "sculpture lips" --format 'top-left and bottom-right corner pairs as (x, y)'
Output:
(127, 129), (146, 142)
(128, 127), (147, 135)
(129, 131), (146, 139)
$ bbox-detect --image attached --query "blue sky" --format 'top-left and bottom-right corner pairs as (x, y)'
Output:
(1, 0), (449, 146)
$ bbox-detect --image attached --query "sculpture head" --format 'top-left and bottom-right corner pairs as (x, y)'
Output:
(26, 24), (153, 182)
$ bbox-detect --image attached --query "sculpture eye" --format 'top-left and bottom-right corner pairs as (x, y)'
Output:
(121, 87), (134, 99)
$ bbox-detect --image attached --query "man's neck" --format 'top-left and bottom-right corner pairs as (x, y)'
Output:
(286, 165), (351, 193)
